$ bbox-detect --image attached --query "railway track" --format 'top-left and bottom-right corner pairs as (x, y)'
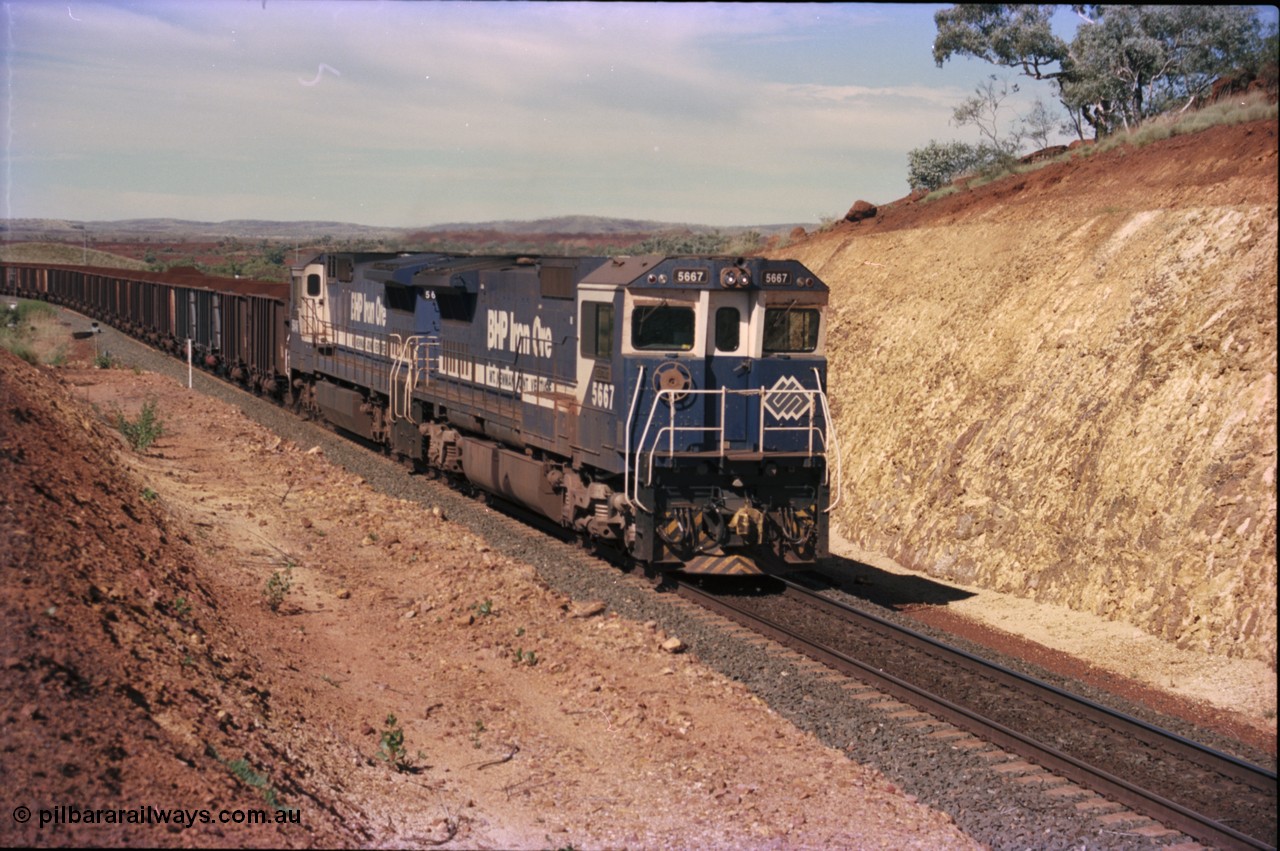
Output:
(58, 310), (1276, 849)
(677, 576), (1278, 851)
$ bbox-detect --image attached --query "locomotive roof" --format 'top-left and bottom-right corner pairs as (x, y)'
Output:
(580, 255), (827, 292)
(579, 255), (665, 287)
(408, 254), (545, 289)
(291, 251), (824, 294)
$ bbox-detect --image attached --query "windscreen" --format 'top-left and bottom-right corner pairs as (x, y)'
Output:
(631, 305), (695, 351)
(763, 307), (820, 353)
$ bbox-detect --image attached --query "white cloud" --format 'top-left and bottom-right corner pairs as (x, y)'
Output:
(6, 1), (1036, 225)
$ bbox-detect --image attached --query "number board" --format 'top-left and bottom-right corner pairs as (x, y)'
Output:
(673, 268), (708, 285)
(763, 270), (792, 286)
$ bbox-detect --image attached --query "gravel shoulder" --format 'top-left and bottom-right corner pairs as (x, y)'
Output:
(2, 322), (976, 848)
(4, 310), (1274, 850)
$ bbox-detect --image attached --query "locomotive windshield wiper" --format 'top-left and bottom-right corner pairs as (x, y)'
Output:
(635, 299), (667, 337)
(765, 299), (796, 336)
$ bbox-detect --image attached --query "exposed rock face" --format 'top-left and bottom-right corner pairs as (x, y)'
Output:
(845, 200), (877, 222)
(1020, 145), (1069, 163)
(786, 120), (1277, 666)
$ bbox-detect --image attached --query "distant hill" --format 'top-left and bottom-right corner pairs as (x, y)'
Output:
(0, 216), (808, 242)
(0, 242), (150, 270)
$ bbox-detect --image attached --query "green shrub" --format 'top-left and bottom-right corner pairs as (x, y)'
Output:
(906, 140), (983, 191)
(4, 342), (39, 364)
(116, 400), (164, 452)
(263, 565), (293, 612)
(375, 714), (422, 772)
(44, 344), (69, 366)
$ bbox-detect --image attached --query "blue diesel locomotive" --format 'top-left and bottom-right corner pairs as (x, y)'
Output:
(289, 252), (840, 575)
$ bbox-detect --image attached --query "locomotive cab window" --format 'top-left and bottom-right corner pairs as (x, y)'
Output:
(306, 274), (321, 297)
(714, 307), (740, 353)
(580, 302), (614, 358)
(763, 306), (820, 353)
(631, 304), (694, 351)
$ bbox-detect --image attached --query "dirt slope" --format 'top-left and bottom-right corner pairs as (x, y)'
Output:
(783, 120), (1278, 665)
(0, 347), (973, 848)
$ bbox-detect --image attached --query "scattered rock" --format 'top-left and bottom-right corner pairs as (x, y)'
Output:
(661, 637), (686, 654)
(569, 600), (607, 619)
(335, 588), (351, 600)
(845, 199), (877, 222)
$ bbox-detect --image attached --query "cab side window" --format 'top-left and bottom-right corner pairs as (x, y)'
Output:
(580, 302), (614, 358)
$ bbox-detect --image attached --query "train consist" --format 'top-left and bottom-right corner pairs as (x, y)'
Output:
(3, 252), (840, 575)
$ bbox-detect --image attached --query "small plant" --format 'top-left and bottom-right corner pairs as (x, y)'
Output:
(262, 565), (293, 612)
(472, 599), (494, 618)
(44, 344), (68, 366)
(94, 350), (116, 369)
(116, 399), (164, 452)
(470, 720), (486, 749)
(513, 647), (538, 667)
(223, 755), (291, 812)
(141, 487), (158, 502)
(375, 713), (422, 772)
(171, 595), (190, 618)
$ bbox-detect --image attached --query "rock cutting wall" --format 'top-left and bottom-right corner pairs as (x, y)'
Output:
(788, 121), (1277, 666)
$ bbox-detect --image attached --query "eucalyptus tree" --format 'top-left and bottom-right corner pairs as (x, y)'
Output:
(933, 4), (1273, 138)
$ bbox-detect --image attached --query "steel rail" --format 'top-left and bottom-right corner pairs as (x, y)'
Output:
(676, 577), (1277, 851)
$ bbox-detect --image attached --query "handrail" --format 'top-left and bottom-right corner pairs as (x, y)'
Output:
(813, 367), (842, 513)
(388, 334), (425, 423)
(624, 365), (647, 511)
(388, 334), (404, 422)
(628, 378), (838, 513)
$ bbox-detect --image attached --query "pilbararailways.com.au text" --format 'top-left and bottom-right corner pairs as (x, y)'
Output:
(27, 804), (301, 829)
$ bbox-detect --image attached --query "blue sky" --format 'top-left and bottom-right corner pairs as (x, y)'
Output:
(0, 1), (1198, 228)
